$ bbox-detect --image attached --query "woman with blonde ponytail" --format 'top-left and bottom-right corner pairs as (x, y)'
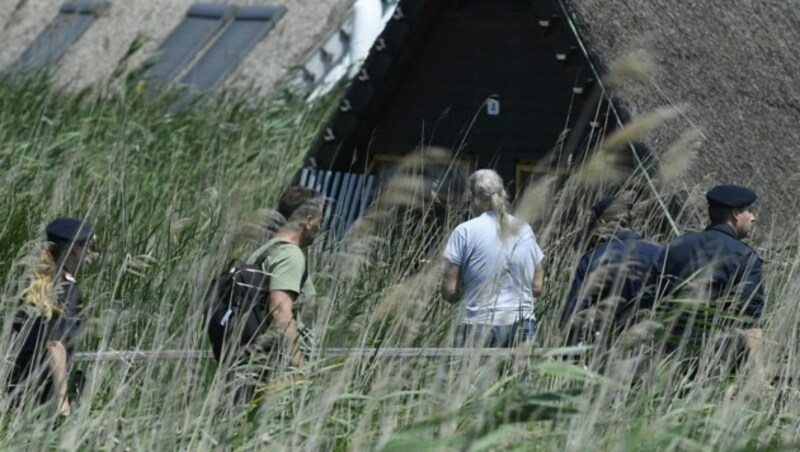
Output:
(8, 218), (95, 417)
(441, 169), (545, 347)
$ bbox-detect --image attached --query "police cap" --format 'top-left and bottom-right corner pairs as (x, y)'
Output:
(46, 218), (95, 245)
(705, 185), (757, 209)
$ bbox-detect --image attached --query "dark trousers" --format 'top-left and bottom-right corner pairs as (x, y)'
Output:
(454, 320), (536, 348)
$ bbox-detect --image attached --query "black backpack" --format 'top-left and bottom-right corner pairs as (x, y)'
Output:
(206, 242), (285, 362)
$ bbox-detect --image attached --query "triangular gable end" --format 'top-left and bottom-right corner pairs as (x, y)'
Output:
(304, 0), (620, 196)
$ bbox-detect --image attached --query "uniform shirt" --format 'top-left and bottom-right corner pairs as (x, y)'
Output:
(559, 230), (663, 328)
(50, 271), (84, 345)
(10, 270), (84, 385)
(443, 211), (544, 326)
(651, 224), (764, 328)
(12, 271), (84, 346)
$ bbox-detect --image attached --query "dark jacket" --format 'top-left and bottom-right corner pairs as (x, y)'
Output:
(560, 230), (664, 328)
(651, 223), (764, 324)
(10, 271), (84, 388)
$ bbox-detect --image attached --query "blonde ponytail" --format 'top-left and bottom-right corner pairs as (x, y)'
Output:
(469, 169), (517, 237)
(20, 247), (62, 319)
(491, 190), (513, 236)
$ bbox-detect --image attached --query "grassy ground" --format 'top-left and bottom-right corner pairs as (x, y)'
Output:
(1, 72), (799, 451)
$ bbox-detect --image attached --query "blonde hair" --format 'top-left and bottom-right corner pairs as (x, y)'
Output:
(468, 169), (515, 235)
(20, 246), (62, 319)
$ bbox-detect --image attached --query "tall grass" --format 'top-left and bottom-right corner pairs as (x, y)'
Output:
(0, 68), (798, 451)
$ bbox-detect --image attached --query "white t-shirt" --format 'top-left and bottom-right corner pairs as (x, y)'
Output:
(443, 211), (544, 325)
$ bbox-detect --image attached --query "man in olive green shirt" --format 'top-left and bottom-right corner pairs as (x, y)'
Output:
(247, 236), (317, 362)
(249, 186), (324, 368)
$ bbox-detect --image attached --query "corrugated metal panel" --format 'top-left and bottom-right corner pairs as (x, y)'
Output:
(322, 171), (344, 231)
(298, 168), (376, 246)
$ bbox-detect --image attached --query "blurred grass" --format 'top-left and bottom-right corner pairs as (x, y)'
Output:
(0, 72), (798, 450)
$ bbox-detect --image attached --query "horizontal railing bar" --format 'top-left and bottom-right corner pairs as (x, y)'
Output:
(71, 347), (588, 362)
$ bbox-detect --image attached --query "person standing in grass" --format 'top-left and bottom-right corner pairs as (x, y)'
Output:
(440, 169), (544, 347)
(650, 184), (766, 375)
(559, 192), (663, 345)
(208, 186), (324, 369)
(7, 218), (96, 417)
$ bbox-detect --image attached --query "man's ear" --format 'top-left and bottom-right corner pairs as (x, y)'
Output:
(299, 215), (312, 231)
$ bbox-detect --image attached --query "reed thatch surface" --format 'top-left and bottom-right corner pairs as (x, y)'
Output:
(564, 0), (800, 235)
(0, 0), (352, 93)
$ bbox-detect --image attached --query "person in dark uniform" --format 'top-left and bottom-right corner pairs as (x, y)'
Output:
(560, 192), (663, 344)
(8, 218), (95, 417)
(650, 184), (765, 375)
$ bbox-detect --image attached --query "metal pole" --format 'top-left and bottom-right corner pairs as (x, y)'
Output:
(71, 347), (589, 362)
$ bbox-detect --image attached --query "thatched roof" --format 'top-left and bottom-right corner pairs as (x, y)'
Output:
(563, 0), (800, 236)
(2, 0), (795, 236)
(0, 0), (353, 94)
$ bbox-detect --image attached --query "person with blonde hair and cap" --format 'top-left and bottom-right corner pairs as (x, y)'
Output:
(440, 169), (545, 347)
(8, 217), (96, 417)
(559, 191), (663, 344)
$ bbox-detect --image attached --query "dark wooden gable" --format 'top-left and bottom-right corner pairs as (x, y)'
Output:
(306, 0), (608, 194)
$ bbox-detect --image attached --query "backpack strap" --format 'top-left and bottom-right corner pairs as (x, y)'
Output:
(300, 265), (309, 291)
(245, 238), (292, 266)
(247, 238), (309, 294)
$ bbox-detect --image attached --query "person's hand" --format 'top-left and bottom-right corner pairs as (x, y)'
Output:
(58, 397), (71, 417)
(289, 349), (305, 369)
(742, 328), (768, 381)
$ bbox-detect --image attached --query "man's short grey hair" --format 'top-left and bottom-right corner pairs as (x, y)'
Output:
(284, 196), (325, 230)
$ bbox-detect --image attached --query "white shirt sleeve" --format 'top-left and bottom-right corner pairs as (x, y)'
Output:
(443, 226), (467, 266)
(530, 227), (544, 264)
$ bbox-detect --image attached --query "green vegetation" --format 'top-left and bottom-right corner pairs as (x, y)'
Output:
(1, 72), (799, 451)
